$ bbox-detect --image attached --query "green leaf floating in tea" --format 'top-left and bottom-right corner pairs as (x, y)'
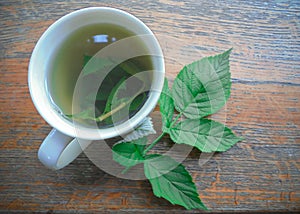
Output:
(67, 54), (149, 127)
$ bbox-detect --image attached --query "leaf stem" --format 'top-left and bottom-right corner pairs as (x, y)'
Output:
(143, 132), (166, 156)
(96, 80), (145, 122)
(141, 111), (182, 156)
(96, 102), (127, 122)
(121, 165), (131, 174)
(169, 112), (183, 128)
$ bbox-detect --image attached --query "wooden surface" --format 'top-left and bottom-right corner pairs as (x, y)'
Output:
(1, 0), (299, 213)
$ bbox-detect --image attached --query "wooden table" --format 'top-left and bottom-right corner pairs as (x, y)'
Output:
(1, 0), (299, 213)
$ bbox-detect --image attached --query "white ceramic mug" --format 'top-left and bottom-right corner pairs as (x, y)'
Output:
(28, 7), (164, 170)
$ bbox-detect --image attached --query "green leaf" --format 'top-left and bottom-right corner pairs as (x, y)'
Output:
(171, 48), (232, 119)
(103, 76), (127, 114)
(159, 78), (175, 131)
(119, 60), (140, 76)
(118, 117), (156, 143)
(129, 92), (146, 111)
(169, 118), (243, 152)
(112, 137), (147, 167)
(83, 55), (92, 67)
(86, 91), (107, 102)
(65, 108), (95, 121)
(85, 80), (113, 102)
(82, 56), (117, 76)
(144, 154), (207, 210)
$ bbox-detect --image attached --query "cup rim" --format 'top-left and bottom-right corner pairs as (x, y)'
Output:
(28, 7), (165, 140)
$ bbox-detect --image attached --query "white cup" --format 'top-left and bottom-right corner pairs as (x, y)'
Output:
(28, 7), (164, 170)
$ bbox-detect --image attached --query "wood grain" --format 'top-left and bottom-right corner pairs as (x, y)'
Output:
(0, 0), (299, 213)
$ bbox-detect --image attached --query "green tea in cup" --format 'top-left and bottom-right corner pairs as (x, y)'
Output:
(47, 22), (155, 128)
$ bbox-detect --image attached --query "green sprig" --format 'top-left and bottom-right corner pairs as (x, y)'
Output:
(112, 49), (243, 210)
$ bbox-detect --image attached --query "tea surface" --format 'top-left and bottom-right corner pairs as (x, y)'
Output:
(47, 23), (152, 127)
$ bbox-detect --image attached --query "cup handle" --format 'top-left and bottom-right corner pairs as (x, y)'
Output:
(38, 129), (90, 170)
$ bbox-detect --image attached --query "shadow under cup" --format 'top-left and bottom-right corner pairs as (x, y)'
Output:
(29, 7), (165, 141)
